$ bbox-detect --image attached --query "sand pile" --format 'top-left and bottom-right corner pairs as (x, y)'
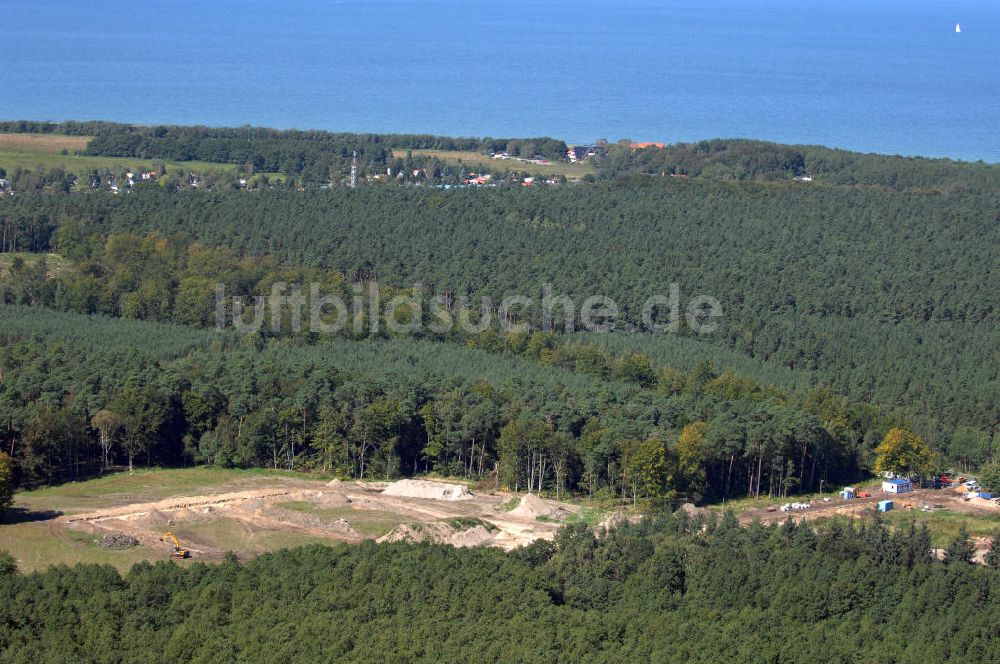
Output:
(135, 509), (172, 527)
(490, 530), (519, 549)
(124, 506), (213, 529)
(324, 478), (358, 496)
(382, 479), (473, 501)
(508, 494), (560, 519)
(316, 492), (352, 507)
(377, 521), (494, 548)
(448, 525), (495, 548)
(264, 505), (360, 538)
(378, 523), (440, 544)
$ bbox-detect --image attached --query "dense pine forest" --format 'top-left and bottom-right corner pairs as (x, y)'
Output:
(2, 123), (1000, 662)
(3, 512), (1000, 662)
(597, 138), (1000, 191)
(1, 304), (877, 503)
(2, 177), (996, 448)
(1, 126), (998, 499)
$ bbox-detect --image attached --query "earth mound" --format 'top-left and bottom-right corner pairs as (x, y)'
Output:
(285, 489), (350, 507)
(265, 505), (360, 538)
(377, 521), (495, 548)
(135, 509), (172, 527)
(508, 493), (562, 519)
(448, 525), (495, 548)
(377, 523), (443, 544)
(382, 479), (473, 501)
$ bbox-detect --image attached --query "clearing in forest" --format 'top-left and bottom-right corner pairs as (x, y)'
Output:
(0, 469), (582, 571)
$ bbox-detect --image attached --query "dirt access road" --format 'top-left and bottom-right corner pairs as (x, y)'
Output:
(740, 483), (1000, 526)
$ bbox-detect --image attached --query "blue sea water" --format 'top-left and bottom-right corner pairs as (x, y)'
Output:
(1, 0), (997, 161)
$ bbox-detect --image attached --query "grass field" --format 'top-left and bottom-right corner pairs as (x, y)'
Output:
(0, 150), (236, 179)
(732, 485), (1000, 549)
(393, 149), (595, 178)
(15, 467), (324, 515)
(881, 510), (1000, 547)
(0, 132), (237, 184)
(0, 518), (158, 572)
(0, 133), (91, 154)
(1, 135), (586, 185)
(706, 489), (844, 513)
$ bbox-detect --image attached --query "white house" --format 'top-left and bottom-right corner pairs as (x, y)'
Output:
(881, 478), (913, 494)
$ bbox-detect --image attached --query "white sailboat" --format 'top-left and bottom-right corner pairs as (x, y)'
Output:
(955, 22), (961, 33)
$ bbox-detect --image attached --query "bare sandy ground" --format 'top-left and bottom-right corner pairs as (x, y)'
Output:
(740, 484), (1000, 527)
(59, 478), (577, 559)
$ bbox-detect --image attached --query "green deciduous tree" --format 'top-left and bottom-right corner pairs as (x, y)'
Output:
(675, 422), (708, 502)
(978, 462), (1000, 495)
(0, 451), (14, 512)
(113, 387), (167, 472)
(621, 436), (668, 506)
(873, 428), (932, 477)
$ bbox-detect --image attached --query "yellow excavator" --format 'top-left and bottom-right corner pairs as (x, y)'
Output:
(159, 531), (191, 559)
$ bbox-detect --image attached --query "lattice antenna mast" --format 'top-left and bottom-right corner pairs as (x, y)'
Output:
(350, 151), (358, 189)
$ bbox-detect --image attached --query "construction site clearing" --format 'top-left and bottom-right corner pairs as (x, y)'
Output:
(56, 476), (611, 562)
(737, 481), (1000, 562)
(6, 469), (999, 570)
(740, 482), (1000, 525)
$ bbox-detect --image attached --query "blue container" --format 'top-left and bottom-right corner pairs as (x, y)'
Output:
(877, 500), (893, 512)
(977, 492), (993, 500)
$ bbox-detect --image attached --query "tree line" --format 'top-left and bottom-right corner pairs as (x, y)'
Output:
(1, 302), (905, 504)
(597, 138), (1000, 192)
(0, 120), (569, 178)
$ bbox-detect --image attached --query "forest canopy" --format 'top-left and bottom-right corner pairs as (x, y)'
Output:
(0, 125), (997, 500)
(0, 304), (881, 503)
(1, 176), (995, 448)
(1, 512), (999, 662)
